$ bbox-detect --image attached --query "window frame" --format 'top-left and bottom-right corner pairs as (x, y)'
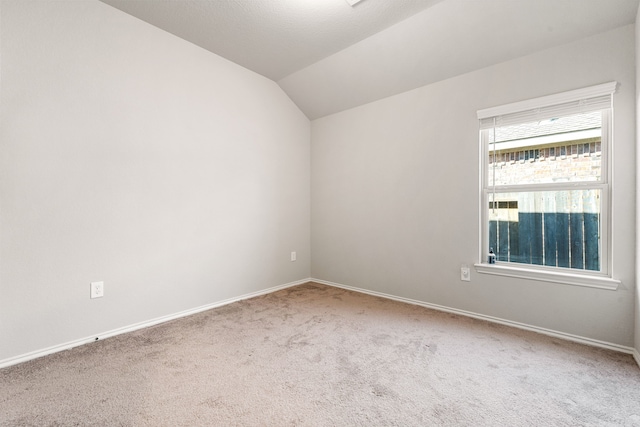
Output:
(475, 82), (620, 290)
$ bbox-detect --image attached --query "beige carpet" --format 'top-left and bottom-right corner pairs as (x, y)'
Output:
(1, 282), (639, 426)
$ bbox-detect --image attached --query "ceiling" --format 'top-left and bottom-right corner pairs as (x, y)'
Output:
(99, 0), (442, 81)
(100, 0), (639, 119)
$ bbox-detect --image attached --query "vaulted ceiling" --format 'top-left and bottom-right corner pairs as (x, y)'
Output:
(100, 0), (639, 119)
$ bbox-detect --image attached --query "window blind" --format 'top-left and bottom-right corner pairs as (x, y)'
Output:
(478, 81), (617, 129)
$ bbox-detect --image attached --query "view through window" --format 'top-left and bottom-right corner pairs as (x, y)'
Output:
(478, 83), (615, 276)
(487, 112), (602, 270)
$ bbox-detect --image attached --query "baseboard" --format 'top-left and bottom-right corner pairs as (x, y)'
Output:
(4, 277), (634, 370)
(0, 278), (312, 370)
(312, 278), (636, 357)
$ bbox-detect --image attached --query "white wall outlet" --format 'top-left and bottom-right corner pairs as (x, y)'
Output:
(90, 281), (104, 299)
(460, 266), (470, 282)
(291, 251), (297, 262)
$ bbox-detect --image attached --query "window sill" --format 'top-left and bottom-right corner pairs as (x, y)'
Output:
(473, 263), (620, 290)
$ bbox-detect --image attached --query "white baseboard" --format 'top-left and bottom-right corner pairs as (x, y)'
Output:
(312, 278), (637, 357)
(4, 277), (635, 370)
(0, 278), (311, 370)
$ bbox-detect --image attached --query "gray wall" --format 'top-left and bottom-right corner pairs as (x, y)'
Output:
(311, 25), (636, 347)
(0, 0), (310, 362)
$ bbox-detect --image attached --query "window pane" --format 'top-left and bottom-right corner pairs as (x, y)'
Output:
(488, 190), (600, 271)
(488, 111), (602, 186)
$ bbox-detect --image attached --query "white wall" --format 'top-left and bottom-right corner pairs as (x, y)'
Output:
(312, 25), (636, 347)
(0, 0), (310, 363)
(635, 6), (640, 361)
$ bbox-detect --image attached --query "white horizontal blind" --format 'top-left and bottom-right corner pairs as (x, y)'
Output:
(478, 81), (617, 129)
(479, 95), (611, 129)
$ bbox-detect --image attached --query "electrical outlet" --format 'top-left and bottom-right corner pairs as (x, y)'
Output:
(291, 251), (297, 262)
(460, 266), (470, 282)
(90, 281), (104, 299)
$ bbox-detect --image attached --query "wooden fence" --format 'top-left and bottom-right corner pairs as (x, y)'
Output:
(489, 212), (599, 271)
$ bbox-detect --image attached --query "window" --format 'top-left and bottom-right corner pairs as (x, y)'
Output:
(476, 82), (620, 289)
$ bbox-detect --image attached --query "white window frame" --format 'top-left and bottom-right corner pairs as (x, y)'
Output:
(474, 82), (620, 290)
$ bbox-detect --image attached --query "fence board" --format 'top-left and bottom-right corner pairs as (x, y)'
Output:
(569, 213), (584, 269)
(556, 213), (570, 268)
(509, 221), (520, 263)
(518, 212), (532, 264)
(584, 213), (599, 271)
(531, 213), (543, 265)
(543, 213), (557, 266)
(498, 221), (509, 262)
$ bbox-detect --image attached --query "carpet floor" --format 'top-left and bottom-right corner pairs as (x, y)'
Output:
(1, 282), (639, 426)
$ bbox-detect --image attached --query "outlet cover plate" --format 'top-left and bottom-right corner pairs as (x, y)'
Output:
(91, 281), (104, 299)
